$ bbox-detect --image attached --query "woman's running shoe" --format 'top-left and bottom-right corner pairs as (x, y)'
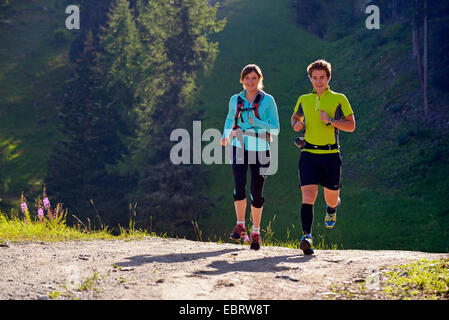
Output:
(250, 233), (262, 251)
(230, 224), (247, 241)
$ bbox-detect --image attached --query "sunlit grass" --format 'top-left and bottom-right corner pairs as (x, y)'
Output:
(0, 189), (155, 242)
(0, 211), (155, 242)
(265, 215), (339, 250)
(382, 258), (449, 300)
(253, 214), (339, 250)
(328, 258), (449, 300)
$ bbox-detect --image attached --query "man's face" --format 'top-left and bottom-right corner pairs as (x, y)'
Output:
(310, 69), (330, 93)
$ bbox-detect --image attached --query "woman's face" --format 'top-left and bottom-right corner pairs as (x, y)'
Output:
(243, 71), (260, 92)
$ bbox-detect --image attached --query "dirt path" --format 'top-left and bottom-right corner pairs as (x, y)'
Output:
(0, 237), (447, 300)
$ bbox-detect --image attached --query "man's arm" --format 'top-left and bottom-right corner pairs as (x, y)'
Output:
(290, 112), (298, 127)
(291, 112), (304, 132)
(335, 114), (355, 132)
(320, 111), (355, 132)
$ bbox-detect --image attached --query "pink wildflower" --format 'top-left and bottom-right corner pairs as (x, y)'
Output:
(38, 207), (44, 220)
(43, 197), (50, 210)
(20, 202), (28, 215)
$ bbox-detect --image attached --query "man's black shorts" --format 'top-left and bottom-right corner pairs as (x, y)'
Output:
(298, 151), (342, 190)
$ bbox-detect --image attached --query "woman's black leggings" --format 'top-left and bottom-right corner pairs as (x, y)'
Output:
(231, 146), (270, 208)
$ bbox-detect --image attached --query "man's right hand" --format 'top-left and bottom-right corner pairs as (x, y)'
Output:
(293, 121), (305, 132)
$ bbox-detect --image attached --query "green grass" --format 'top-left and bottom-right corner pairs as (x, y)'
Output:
(382, 258), (449, 300)
(329, 258), (449, 300)
(78, 271), (100, 292)
(0, 193), (154, 243)
(193, 0), (448, 252)
(0, 205), (340, 252)
(254, 214), (339, 250)
(0, 191), (337, 249)
(1, 0), (447, 252)
(0, 0), (76, 209)
(195, 0), (333, 245)
(47, 291), (62, 299)
(0, 211), (152, 242)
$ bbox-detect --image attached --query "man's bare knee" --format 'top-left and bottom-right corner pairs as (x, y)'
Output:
(324, 188), (340, 208)
(301, 185), (318, 204)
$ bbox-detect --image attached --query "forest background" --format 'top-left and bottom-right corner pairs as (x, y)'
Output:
(0, 0), (448, 252)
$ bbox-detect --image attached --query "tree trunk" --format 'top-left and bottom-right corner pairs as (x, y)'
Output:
(412, 28), (417, 58)
(392, 0), (398, 20)
(423, 0), (428, 116)
(413, 0), (425, 109)
(413, 21), (424, 94)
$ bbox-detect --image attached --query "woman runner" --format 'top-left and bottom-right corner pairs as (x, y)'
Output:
(221, 64), (280, 250)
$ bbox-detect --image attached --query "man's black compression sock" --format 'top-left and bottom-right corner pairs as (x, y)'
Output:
(326, 197), (340, 214)
(326, 206), (337, 214)
(301, 203), (314, 234)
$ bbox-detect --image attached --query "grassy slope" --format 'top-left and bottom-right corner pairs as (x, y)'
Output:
(0, 0), (75, 208)
(0, 0), (446, 252)
(195, 0), (330, 244)
(195, 0), (448, 252)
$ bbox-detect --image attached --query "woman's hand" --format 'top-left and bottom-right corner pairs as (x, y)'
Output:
(221, 137), (230, 146)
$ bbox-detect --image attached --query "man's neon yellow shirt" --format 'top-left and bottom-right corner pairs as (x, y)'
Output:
(293, 86), (354, 154)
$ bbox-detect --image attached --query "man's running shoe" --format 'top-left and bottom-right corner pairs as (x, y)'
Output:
(325, 198), (340, 229)
(250, 233), (262, 251)
(324, 211), (337, 229)
(230, 224), (247, 241)
(299, 233), (314, 255)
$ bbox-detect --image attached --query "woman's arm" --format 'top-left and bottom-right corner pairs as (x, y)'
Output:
(221, 96), (236, 146)
(222, 96), (236, 138)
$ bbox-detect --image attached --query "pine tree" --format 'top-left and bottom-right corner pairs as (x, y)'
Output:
(99, 0), (141, 93)
(128, 0), (226, 236)
(47, 0), (226, 234)
(115, 0), (173, 174)
(45, 32), (131, 226)
(90, 0), (151, 227)
(69, 0), (113, 62)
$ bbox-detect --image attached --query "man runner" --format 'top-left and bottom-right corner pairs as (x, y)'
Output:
(291, 59), (355, 255)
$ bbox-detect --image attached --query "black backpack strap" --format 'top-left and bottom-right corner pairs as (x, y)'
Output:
(233, 96), (245, 130)
(231, 93), (268, 144)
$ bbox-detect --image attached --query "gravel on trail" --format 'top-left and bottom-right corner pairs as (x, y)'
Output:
(1, 237), (447, 300)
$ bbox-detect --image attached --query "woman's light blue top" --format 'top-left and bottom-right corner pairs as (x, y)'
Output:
(222, 90), (280, 151)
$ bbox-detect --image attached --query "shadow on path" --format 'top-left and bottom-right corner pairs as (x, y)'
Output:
(194, 254), (316, 275)
(114, 247), (316, 276)
(114, 248), (244, 267)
